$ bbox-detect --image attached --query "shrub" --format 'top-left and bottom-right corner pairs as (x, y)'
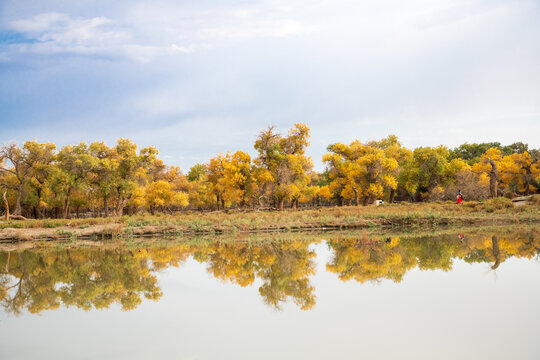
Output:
(444, 170), (490, 201)
(483, 197), (514, 212)
(503, 191), (516, 199)
(529, 194), (540, 205)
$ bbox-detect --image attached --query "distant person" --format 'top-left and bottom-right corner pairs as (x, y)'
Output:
(456, 190), (463, 204)
(458, 233), (464, 243)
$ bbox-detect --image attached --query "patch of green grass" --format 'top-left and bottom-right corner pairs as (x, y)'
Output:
(55, 229), (74, 237)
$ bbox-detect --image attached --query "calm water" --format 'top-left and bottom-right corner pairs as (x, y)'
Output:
(1, 229), (539, 359)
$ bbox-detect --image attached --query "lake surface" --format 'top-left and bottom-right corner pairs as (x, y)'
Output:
(1, 228), (539, 359)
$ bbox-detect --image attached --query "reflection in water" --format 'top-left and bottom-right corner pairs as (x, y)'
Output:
(0, 229), (538, 314)
(193, 241), (317, 310)
(0, 248), (162, 314)
(327, 232), (539, 283)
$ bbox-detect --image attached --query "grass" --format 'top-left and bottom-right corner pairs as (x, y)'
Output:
(0, 200), (538, 241)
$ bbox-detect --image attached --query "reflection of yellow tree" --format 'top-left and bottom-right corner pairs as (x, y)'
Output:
(327, 231), (540, 284)
(0, 248), (162, 315)
(193, 240), (318, 310)
(1, 231), (537, 314)
(257, 241), (317, 310)
(461, 233), (540, 268)
(326, 238), (416, 283)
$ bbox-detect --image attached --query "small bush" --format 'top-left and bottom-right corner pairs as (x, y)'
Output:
(55, 229), (74, 237)
(503, 191), (516, 199)
(483, 197), (514, 212)
(45, 221), (62, 228)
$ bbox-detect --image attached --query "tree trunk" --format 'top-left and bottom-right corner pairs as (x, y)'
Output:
(103, 197), (109, 217)
(389, 189), (395, 203)
(63, 196), (71, 219)
(14, 184), (23, 216)
(523, 166), (532, 195)
(352, 187), (359, 206)
(115, 197), (130, 217)
(3, 191), (9, 221)
(491, 236), (500, 270)
(5, 251), (10, 272)
(487, 159), (499, 198)
(279, 198), (284, 211)
(36, 188), (43, 219)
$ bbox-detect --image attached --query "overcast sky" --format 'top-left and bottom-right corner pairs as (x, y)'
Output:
(1, 0), (539, 171)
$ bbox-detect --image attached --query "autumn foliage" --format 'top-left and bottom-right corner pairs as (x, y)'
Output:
(0, 125), (538, 219)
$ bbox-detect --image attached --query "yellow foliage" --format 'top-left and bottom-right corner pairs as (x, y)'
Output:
(318, 185), (333, 200)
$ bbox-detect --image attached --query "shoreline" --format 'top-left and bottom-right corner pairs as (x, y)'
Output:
(0, 202), (538, 241)
(0, 223), (537, 252)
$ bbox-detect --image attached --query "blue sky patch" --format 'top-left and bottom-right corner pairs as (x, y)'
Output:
(0, 30), (38, 44)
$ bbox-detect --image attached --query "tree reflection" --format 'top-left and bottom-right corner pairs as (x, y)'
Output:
(326, 231), (540, 283)
(191, 240), (317, 310)
(0, 230), (538, 314)
(0, 248), (162, 315)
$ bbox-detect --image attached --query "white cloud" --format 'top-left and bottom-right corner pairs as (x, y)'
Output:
(3, 4), (318, 62)
(202, 19), (316, 39)
(6, 13), (152, 61)
(168, 44), (194, 54)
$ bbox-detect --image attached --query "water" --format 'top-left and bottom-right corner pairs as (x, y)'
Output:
(1, 228), (539, 359)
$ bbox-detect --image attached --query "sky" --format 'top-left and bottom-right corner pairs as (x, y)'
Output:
(1, 0), (539, 171)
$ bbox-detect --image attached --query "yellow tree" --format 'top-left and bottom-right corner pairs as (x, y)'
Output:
(186, 163), (215, 210)
(399, 146), (450, 199)
(367, 135), (412, 202)
(323, 140), (398, 205)
(143, 180), (189, 214)
(54, 143), (95, 218)
(207, 154), (228, 209)
(111, 139), (160, 216)
(206, 151), (258, 209)
(254, 123), (313, 210)
(499, 152), (539, 195)
(88, 141), (117, 217)
(471, 148), (502, 198)
(321, 143), (356, 205)
(0, 141), (56, 216)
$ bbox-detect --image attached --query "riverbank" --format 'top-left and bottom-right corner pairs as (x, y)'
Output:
(0, 198), (538, 241)
(0, 223), (537, 253)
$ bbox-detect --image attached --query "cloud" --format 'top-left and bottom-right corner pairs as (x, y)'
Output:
(202, 20), (315, 39)
(4, 12), (158, 62)
(168, 44), (194, 54)
(1, 5), (317, 63)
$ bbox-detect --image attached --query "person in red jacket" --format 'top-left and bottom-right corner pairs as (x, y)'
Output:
(456, 190), (463, 204)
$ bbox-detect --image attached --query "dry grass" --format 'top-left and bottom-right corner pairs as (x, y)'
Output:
(0, 200), (538, 241)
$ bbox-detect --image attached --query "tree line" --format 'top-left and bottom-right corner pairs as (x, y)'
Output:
(0, 123), (538, 219)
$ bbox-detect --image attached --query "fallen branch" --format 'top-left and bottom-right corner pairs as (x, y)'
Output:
(8, 214), (28, 221)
